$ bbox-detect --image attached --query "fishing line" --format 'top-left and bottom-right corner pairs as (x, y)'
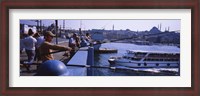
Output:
(45, 36), (135, 55)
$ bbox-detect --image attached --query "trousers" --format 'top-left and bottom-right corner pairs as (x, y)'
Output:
(25, 49), (35, 64)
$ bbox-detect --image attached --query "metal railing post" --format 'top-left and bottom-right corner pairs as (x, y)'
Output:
(87, 47), (94, 66)
(87, 47), (94, 76)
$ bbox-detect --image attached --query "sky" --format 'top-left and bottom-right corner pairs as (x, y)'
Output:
(20, 19), (180, 32)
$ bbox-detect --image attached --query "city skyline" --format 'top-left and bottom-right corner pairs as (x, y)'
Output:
(20, 19), (180, 32)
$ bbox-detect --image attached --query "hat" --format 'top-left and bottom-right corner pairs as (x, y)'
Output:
(45, 31), (55, 37)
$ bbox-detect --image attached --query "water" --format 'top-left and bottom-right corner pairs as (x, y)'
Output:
(91, 43), (180, 76)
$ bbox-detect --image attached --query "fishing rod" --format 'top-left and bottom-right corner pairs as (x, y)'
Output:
(21, 62), (117, 69)
(45, 35), (135, 55)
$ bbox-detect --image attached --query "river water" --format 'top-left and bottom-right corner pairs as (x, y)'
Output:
(90, 43), (180, 76)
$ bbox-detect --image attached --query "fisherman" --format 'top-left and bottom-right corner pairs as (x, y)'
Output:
(85, 32), (93, 46)
(23, 29), (37, 64)
(85, 33), (92, 43)
(39, 31), (72, 63)
(80, 33), (93, 47)
(33, 32), (44, 61)
(68, 33), (80, 58)
(22, 29), (37, 71)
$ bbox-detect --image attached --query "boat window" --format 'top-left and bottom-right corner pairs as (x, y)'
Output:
(156, 63), (159, 66)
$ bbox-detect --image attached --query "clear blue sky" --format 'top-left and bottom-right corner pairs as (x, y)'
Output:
(20, 19), (180, 31)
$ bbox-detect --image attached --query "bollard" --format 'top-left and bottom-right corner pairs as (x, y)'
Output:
(35, 60), (69, 76)
(87, 47), (94, 76)
(87, 47), (94, 66)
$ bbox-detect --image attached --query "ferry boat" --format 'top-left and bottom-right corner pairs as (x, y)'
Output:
(108, 50), (180, 68)
(95, 48), (118, 53)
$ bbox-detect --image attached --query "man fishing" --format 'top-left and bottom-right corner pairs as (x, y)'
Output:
(39, 31), (72, 63)
(68, 33), (80, 58)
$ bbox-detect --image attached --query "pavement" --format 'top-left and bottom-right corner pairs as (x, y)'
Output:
(20, 42), (70, 76)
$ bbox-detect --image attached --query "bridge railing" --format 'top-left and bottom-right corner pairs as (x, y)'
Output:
(66, 46), (94, 76)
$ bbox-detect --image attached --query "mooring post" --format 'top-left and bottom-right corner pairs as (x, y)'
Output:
(87, 46), (94, 76)
(87, 47), (94, 66)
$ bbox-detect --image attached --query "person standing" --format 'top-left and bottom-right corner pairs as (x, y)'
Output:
(33, 32), (44, 61)
(23, 29), (37, 64)
(85, 33), (93, 46)
(85, 33), (92, 43)
(68, 33), (80, 58)
(39, 31), (72, 63)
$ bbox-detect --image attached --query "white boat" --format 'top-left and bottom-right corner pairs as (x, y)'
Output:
(108, 50), (180, 68)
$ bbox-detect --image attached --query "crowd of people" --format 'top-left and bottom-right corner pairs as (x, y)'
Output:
(68, 32), (93, 58)
(20, 29), (93, 71)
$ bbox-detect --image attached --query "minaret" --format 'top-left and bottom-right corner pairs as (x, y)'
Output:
(160, 23), (162, 31)
(112, 24), (114, 31)
(63, 20), (65, 30)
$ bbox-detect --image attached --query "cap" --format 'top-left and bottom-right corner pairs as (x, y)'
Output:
(45, 31), (55, 37)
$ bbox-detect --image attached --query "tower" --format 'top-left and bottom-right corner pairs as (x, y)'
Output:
(112, 24), (114, 31)
(63, 20), (65, 30)
(160, 23), (162, 31)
